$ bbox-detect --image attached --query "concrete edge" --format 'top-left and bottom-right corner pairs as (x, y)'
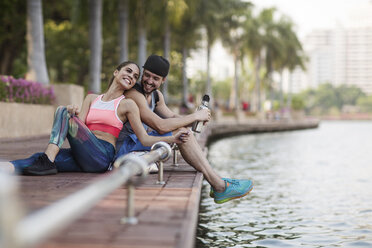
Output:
(177, 172), (204, 248)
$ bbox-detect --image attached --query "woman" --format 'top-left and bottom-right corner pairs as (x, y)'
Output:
(9, 61), (189, 175)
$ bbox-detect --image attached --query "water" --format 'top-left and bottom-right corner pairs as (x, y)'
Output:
(196, 121), (372, 248)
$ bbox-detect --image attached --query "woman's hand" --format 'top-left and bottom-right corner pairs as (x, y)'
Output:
(66, 104), (80, 116)
(173, 129), (190, 144)
(194, 108), (211, 122)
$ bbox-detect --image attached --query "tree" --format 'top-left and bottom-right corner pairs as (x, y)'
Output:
(118, 0), (129, 62)
(161, 0), (188, 103)
(26, 0), (49, 85)
(259, 8), (285, 106)
(0, 0), (26, 76)
(241, 9), (264, 113)
(137, 0), (146, 67)
(338, 85), (365, 107)
(198, 0), (224, 107)
(275, 16), (306, 114)
(89, 0), (102, 93)
(219, 0), (251, 110)
(173, 0), (202, 106)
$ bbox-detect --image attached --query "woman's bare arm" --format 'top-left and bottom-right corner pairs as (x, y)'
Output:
(120, 99), (189, 146)
(66, 94), (97, 123)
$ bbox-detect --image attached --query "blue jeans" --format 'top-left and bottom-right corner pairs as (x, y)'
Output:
(12, 106), (115, 174)
(115, 130), (172, 160)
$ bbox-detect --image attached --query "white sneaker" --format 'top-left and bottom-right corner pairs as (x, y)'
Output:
(146, 162), (159, 174)
(130, 151), (159, 174)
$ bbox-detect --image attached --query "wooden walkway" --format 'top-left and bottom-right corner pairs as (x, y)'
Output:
(0, 136), (205, 248)
(0, 120), (319, 248)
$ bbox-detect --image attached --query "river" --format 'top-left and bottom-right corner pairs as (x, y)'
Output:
(196, 121), (372, 248)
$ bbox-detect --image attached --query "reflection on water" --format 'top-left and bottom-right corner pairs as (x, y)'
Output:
(197, 121), (372, 248)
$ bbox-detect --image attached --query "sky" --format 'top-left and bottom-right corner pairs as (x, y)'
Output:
(249, 0), (371, 38)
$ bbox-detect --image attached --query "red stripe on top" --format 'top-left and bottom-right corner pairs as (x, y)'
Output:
(87, 123), (121, 138)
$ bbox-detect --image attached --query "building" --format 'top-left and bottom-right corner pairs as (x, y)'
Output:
(291, 2), (372, 95)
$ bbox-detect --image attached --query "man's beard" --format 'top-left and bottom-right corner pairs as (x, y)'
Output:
(141, 80), (156, 94)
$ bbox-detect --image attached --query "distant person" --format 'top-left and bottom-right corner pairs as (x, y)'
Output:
(117, 55), (253, 204)
(3, 61), (188, 175)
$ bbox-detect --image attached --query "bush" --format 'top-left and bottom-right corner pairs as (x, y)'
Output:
(357, 96), (372, 113)
(0, 75), (55, 105)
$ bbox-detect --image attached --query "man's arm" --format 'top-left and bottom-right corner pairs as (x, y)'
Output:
(125, 89), (208, 134)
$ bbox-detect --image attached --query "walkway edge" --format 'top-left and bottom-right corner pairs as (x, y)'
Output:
(177, 172), (204, 248)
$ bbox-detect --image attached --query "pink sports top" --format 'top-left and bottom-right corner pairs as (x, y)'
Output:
(85, 94), (125, 138)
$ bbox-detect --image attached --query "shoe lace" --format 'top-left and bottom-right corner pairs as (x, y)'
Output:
(226, 180), (241, 192)
(39, 154), (54, 168)
(35, 155), (44, 163)
(231, 180), (241, 187)
(229, 179), (240, 184)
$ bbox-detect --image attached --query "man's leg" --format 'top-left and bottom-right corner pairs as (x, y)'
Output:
(177, 132), (226, 192)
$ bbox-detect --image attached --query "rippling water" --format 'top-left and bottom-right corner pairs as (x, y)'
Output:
(196, 121), (372, 248)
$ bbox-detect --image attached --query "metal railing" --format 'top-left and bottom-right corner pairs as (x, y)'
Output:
(172, 144), (180, 167)
(0, 142), (172, 248)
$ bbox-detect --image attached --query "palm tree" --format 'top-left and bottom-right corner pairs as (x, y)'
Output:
(26, 0), (49, 85)
(242, 9), (267, 113)
(172, 0), (202, 107)
(219, 0), (252, 111)
(275, 16), (306, 115)
(118, 0), (129, 62)
(162, 0), (187, 103)
(89, 0), (102, 93)
(259, 8), (285, 108)
(242, 8), (288, 115)
(136, 0), (147, 68)
(198, 0), (224, 107)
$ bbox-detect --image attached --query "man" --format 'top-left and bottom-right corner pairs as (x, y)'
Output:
(117, 55), (253, 204)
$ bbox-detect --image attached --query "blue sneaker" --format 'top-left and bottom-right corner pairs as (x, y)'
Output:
(213, 179), (253, 204)
(209, 178), (236, 198)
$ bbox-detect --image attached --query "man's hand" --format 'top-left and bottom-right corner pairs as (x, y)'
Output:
(173, 129), (190, 143)
(194, 109), (211, 122)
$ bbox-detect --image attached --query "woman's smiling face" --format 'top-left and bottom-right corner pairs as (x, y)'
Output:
(114, 63), (140, 90)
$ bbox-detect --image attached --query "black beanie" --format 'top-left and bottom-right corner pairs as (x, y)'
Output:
(143, 55), (170, 77)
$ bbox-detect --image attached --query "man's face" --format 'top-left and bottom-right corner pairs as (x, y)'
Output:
(141, 69), (165, 94)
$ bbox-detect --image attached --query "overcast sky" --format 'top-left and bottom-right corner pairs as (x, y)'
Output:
(249, 0), (371, 38)
(189, 0), (372, 80)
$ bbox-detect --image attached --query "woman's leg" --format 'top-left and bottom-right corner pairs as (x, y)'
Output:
(19, 107), (72, 175)
(45, 106), (71, 161)
(11, 149), (83, 174)
(15, 107), (114, 174)
(66, 116), (115, 172)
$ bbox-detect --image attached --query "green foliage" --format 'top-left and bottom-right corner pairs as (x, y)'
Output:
(166, 51), (183, 98)
(212, 78), (231, 102)
(291, 95), (305, 110)
(189, 71), (207, 98)
(296, 83), (371, 115)
(1, 0), (307, 105)
(357, 95), (372, 112)
(44, 20), (89, 85)
(0, 0), (26, 75)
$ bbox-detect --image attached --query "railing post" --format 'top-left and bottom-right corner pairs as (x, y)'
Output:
(151, 142), (172, 185)
(156, 161), (165, 185)
(172, 144), (179, 167)
(114, 154), (148, 225)
(121, 180), (138, 225)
